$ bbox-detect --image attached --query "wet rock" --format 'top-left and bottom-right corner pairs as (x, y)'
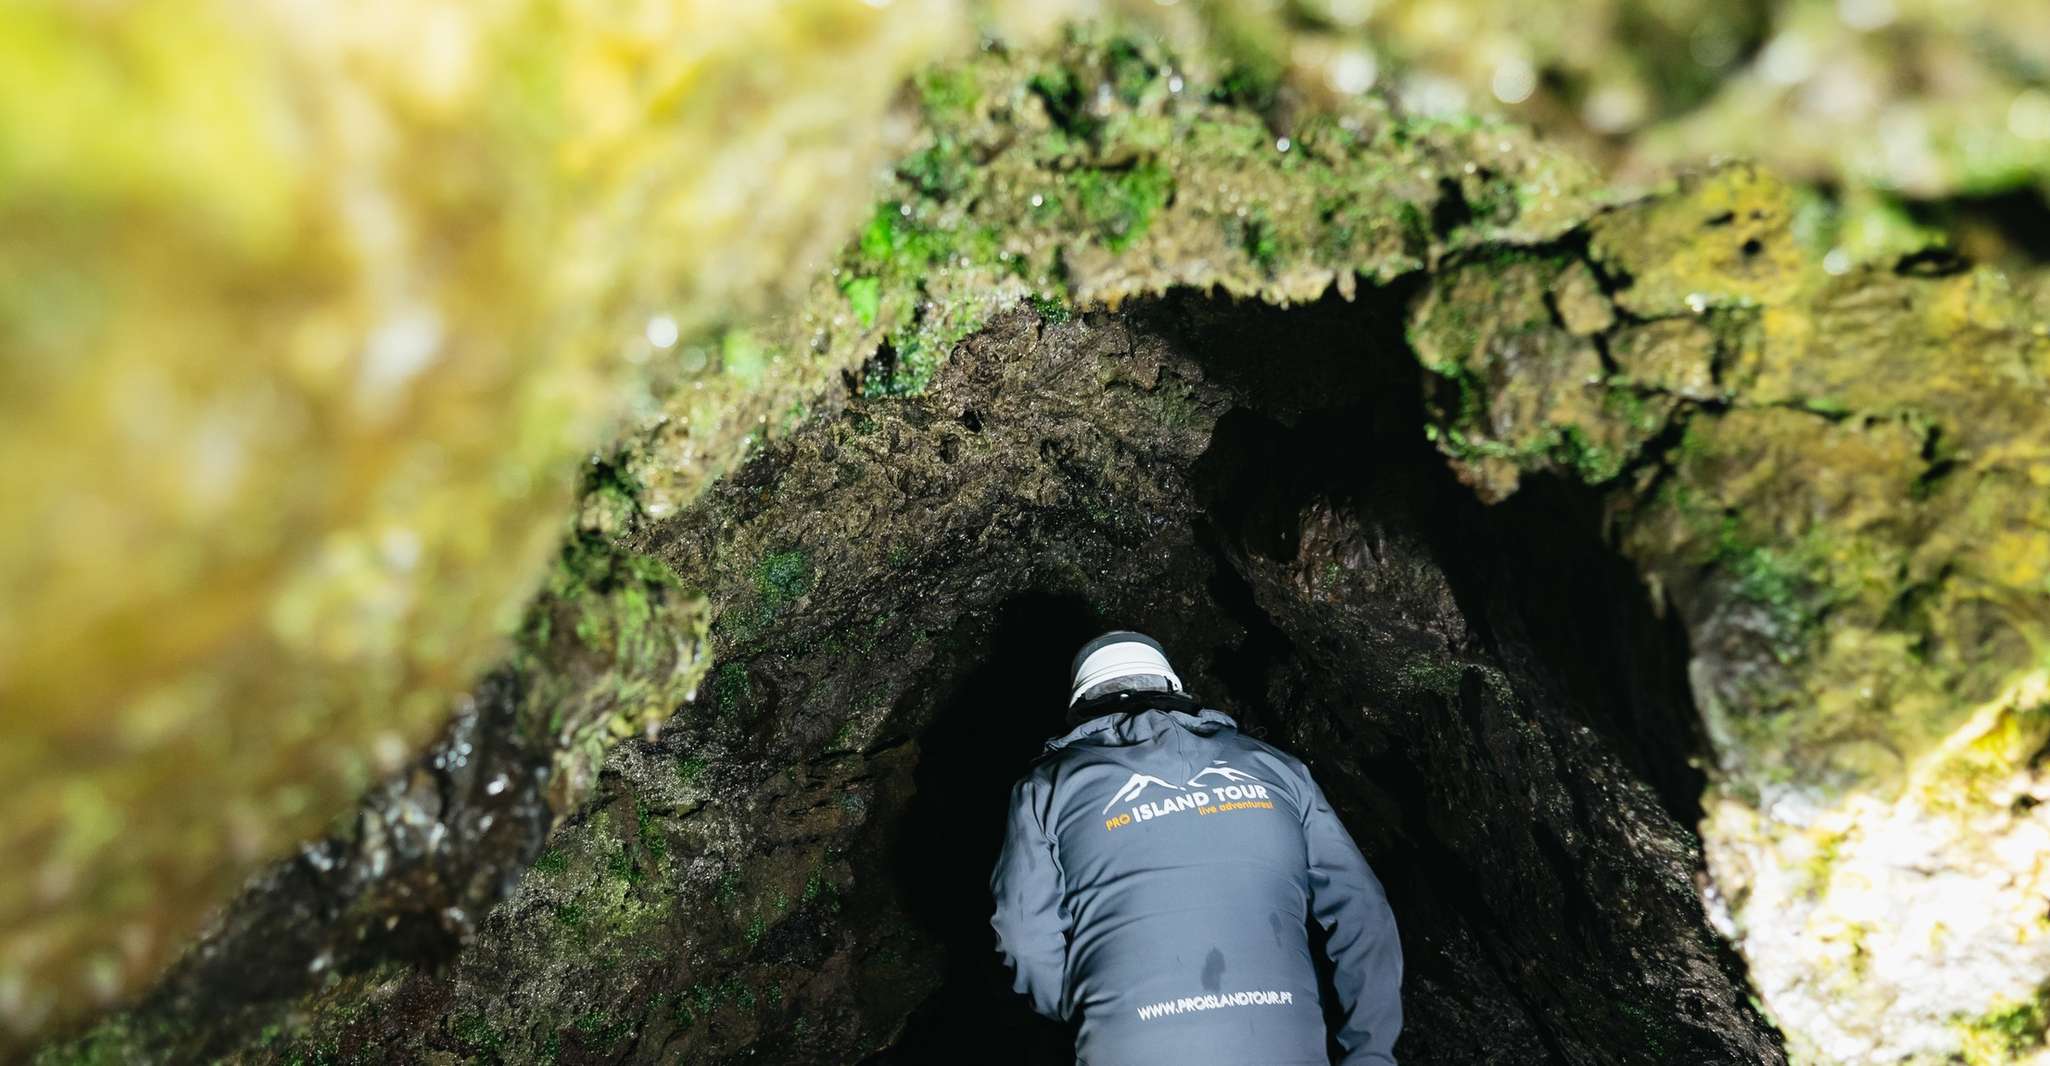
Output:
(46, 298), (1783, 1065)
(1408, 163), (2050, 1063)
(1271, 1), (2050, 267)
(28, 25), (2050, 1066)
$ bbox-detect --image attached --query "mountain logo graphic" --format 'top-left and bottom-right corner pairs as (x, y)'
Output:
(1102, 772), (1187, 815)
(1187, 761), (1263, 787)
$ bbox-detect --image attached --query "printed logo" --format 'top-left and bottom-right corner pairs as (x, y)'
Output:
(1188, 762), (1261, 787)
(1101, 759), (1279, 831)
(1101, 772), (1186, 815)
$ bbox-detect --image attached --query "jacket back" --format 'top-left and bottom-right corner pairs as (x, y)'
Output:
(990, 706), (1402, 1066)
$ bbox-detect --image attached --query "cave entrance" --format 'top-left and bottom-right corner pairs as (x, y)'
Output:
(72, 288), (1787, 1065)
(840, 291), (1766, 1064)
(872, 593), (1101, 1065)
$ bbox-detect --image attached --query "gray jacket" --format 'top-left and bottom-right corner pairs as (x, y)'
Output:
(990, 706), (1402, 1065)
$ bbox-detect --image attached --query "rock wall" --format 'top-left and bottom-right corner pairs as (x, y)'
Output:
(25, 21), (2050, 1066)
(1407, 163), (2050, 1063)
(41, 295), (1784, 1065)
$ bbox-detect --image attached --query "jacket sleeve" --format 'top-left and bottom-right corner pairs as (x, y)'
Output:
(990, 772), (1071, 1021)
(1300, 766), (1403, 1065)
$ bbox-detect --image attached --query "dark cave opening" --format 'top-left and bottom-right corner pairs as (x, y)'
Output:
(1903, 186), (2050, 268)
(865, 593), (1096, 1065)
(1163, 290), (1712, 829)
(95, 292), (1779, 1066)
(857, 292), (1751, 1064)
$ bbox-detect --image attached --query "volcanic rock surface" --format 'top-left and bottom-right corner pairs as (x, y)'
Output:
(48, 295), (1787, 1065)
(34, 30), (2050, 1066)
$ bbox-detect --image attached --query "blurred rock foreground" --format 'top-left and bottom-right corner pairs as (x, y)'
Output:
(3, 0), (1027, 1040)
(8, 1), (2050, 1064)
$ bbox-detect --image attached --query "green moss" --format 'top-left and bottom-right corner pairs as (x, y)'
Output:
(1602, 386), (1668, 436)
(805, 33), (1594, 409)
(1958, 986), (2050, 1065)
(844, 196), (1014, 398)
(824, 717), (860, 754)
(1426, 359), (1488, 427)
(636, 803), (667, 861)
(1143, 380), (1206, 431)
(1383, 200), (1426, 250)
(1432, 417), (1624, 486)
(518, 533), (703, 754)
(857, 205), (901, 262)
(870, 327), (942, 396)
(1710, 521), (1828, 662)
(1025, 292), (1071, 324)
(1557, 424), (1624, 483)
(28, 1015), (166, 1066)
(1105, 36), (1158, 105)
(1395, 657), (1466, 699)
(1454, 179), (1522, 237)
(450, 1013), (502, 1052)
(280, 1042), (343, 1066)
(718, 549), (816, 643)
(606, 841), (639, 885)
(779, 399), (810, 435)
(1071, 161), (1174, 252)
(841, 275), (880, 328)
(532, 848), (568, 875)
(914, 67), (979, 119)
(1240, 210), (1279, 271)
(755, 550), (813, 611)
(1213, 61), (1277, 111)
(1027, 64), (1097, 139)
(898, 136), (971, 200)
(719, 328), (771, 387)
(853, 202), (980, 278)
(1203, 6), (1284, 114)
(713, 662), (752, 718)
(535, 536), (679, 655)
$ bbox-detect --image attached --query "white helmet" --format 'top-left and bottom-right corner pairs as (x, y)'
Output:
(1068, 630), (1183, 707)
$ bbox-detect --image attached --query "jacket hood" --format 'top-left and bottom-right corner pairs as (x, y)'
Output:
(1043, 706), (1238, 754)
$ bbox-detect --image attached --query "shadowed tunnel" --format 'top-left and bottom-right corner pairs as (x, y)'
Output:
(868, 593), (1096, 1065)
(89, 293), (1783, 1066)
(851, 294), (1758, 1064)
